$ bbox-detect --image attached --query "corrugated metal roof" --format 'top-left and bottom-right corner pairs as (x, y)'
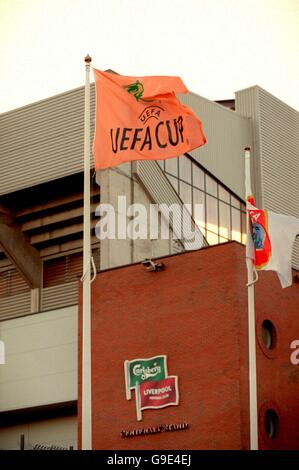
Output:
(0, 85), (96, 196)
(1, 82), (252, 200)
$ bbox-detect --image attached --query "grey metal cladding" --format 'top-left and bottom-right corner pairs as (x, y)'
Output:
(0, 292), (31, 320)
(0, 85), (96, 196)
(258, 89), (299, 213)
(41, 281), (78, 312)
(258, 89), (299, 271)
(236, 86), (299, 270)
(179, 91), (253, 200)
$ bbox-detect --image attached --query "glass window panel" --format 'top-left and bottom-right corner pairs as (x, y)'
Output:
(231, 195), (241, 209)
(206, 175), (217, 197)
(193, 188), (205, 229)
(165, 157), (178, 176)
(192, 164), (205, 190)
(219, 237), (229, 244)
(206, 230), (219, 246)
(219, 186), (230, 203)
(166, 174), (179, 193)
(180, 181), (192, 208)
(219, 201), (230, 241)
(206, 195), (218, 241)
(179, 157), (191, 183)
(232, 208), (241, 242)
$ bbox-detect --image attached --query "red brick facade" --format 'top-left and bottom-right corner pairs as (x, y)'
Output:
(78, 242), (299, 449)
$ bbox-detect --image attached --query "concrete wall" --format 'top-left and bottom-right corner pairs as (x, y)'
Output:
(0, 305), (78, 412)
(97, 163), (177, 270)
(0, 415), (77, 450)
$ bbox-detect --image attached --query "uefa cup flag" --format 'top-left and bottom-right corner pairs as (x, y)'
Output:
(124, 355), (167, 400)
(139, 376), (179, 411)
(247, 197), (299, 288)
(93, 69), (206, 170)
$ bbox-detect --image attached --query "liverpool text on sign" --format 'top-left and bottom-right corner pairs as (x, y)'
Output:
(139, 376), (179, 411)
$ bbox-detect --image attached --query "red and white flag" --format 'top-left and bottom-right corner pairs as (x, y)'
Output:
(247, 197), (299, 288)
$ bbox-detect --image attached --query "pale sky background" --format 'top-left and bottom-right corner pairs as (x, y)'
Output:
(0, 0), (298, 113)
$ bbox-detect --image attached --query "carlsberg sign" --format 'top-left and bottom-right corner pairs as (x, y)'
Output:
(124, 355), (168, 400)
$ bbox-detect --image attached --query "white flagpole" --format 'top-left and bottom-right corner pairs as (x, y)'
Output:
(82, 54), (92, 450)
(244, 146), (258, 450)
(124, 360), (131, 400)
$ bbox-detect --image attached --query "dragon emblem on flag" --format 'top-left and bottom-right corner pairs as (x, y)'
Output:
(124, 80), (145, 101)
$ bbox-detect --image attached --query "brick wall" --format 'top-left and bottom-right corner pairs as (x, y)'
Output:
(78, 242), (299, 449)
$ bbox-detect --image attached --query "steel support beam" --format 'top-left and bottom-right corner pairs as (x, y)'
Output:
(0, 204), (41, 288)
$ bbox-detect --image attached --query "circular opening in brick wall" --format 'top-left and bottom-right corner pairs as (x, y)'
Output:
(261, 320), (276, 350)
(264, 409), (279, 439)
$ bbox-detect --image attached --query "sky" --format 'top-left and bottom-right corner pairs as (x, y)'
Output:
(0, 0), (298, 113)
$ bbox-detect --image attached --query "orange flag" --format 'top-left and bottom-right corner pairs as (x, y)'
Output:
(93, 69), (206, 170)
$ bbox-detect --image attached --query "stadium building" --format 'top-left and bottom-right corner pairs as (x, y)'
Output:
(0, 78), (298, 449)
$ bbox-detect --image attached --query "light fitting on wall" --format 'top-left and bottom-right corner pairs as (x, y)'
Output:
(141, 259), (165, 272)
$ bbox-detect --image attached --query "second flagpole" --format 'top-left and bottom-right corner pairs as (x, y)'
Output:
(245, 146), (258, 450)
(82, 54), (92, 450)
